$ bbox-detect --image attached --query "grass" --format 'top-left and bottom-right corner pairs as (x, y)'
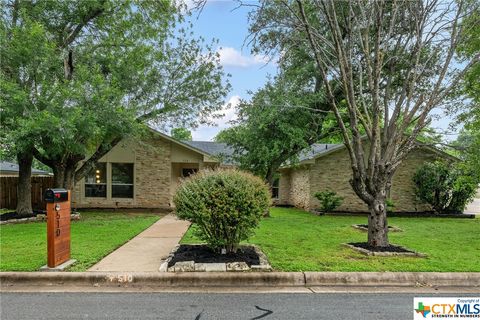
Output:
(0, 211), (161, 271)
(181, 207), (480, 272)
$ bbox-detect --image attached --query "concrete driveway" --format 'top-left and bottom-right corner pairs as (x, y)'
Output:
(464, 189), (480, 214)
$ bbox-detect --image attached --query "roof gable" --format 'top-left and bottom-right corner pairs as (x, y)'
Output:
(147, 127), (220, 161)
(181, 141), (236, 165)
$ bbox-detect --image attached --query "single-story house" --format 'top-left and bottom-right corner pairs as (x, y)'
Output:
(0, 161), (52, 177)
(71, 129), (233, 210)
(275, 143), (455, 212)
(71, 128), (453, 212)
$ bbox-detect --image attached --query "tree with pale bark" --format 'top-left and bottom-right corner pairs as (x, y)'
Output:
(248, 0), (479, 247)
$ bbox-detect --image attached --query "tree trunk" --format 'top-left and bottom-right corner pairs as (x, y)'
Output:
(63, 165), (75, 191)
(52, 163), (75, 190)
(367, 198), (389, 247)
(52, 164), (65, 188)
(263, 167), (277, 218)
(16, 151), (33, 214)
(265, 167), (275, 188)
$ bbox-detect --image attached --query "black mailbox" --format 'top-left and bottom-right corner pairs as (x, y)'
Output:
(44, 188), (69, 203)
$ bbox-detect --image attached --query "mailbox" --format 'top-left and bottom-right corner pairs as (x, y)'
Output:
(44, 188), (69, 203)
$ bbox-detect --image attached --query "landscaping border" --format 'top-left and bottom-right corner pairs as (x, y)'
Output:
(342, 243), (427, 257)
(0, 213), (81, 225)
(161, 244), (272, 272)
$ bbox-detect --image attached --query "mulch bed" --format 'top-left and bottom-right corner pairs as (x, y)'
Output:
(356, 224), (396, 230)
(0, 209), (45, 221)
(348, 242), (414, 253)
(168, 244), (260, 267)
(353, 224), (403, 232)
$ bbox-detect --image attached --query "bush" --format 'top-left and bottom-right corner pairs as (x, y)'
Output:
(413, 161), (478, 214)
(174, 169), (270, 253)
(386, 198), (395, 213)
(314, 190), (343, 212)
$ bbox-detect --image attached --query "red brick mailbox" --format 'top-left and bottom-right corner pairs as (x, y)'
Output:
(43, 188), (73, 269)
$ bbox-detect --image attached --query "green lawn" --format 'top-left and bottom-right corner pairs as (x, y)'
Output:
(0, 211), (161, 271)
(181, 207), (480, 272)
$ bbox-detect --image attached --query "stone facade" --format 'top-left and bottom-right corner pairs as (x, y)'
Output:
(72, 131), (215, 209)
(309, 148), (366, 212)
(389, 149), (438, 212)
(134, 136), (172, 208)
(279, 146), (444, 213)
(289, 165), (311, 210)
(276, 169), (291, 205)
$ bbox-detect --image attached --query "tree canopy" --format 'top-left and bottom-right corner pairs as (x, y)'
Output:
(1, 0), (230, 191)
(216, 20), (343, 185)
(171, 128), (192, 141)
(216, 73), (340, 184)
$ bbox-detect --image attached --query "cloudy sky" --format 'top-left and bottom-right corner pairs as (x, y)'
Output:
(183, 1), (455, 142)
(183, 1), (277, 141)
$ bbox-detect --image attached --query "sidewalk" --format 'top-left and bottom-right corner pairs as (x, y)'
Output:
(88, 214), (190, 272)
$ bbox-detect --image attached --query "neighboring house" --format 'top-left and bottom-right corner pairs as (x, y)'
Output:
(71, 128), (455, 212)
(0, 161), (52, 177)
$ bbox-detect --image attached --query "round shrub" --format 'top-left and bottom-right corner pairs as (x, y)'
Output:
(174, 169), (271, 253)
(314, 189), (343, 212)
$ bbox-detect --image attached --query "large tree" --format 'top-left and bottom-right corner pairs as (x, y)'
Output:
(216, 26), (343, 186)
(453, 1), (480, 187)
(216, 75), (341, 186)
(1, 0), (229, 213)
(249, 0), (479, 247)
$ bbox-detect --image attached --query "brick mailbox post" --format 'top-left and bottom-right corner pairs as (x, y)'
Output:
(41, 188), (76, 270)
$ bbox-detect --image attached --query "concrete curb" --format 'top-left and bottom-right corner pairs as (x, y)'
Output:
(304, 272), (480, 287)
(0, 272), (305, 288)
(1, 272), (479, 288)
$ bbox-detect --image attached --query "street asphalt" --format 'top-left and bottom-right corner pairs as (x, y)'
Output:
(1, 292), (478, 320)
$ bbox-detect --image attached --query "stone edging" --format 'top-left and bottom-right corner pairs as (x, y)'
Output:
(1, 271), (479, 288)
(343, 243), (427, 257)
(159, 245), (272, 272)
(0, 213), (81, 225)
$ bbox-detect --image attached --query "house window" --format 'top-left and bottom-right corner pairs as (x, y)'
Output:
(182, 168), (198, 177)
(112, 163), (134, 198)
(85, 163), (107, 198)
(272, 178), (279, 199)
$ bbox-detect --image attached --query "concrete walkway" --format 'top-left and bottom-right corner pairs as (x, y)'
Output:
(89, 214), (190, 272)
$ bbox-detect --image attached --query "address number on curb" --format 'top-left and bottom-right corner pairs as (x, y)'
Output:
(106, 274), (133, 283)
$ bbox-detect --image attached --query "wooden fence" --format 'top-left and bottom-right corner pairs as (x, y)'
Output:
(0, 176), (54, 210)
